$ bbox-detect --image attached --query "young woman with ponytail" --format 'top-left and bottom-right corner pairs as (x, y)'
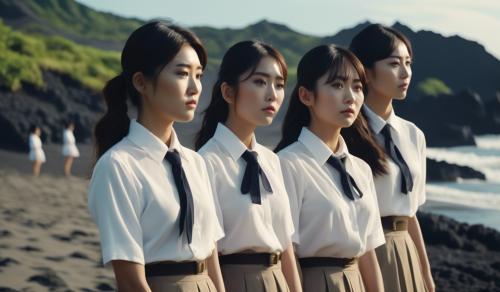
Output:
(275, 45), (385, 292)
(88, 22), (225, 292)
(348, 24), (434, 292)
(195, 41), (302, 292)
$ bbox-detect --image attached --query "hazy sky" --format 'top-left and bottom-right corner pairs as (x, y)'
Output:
(77, 0), (500, 59)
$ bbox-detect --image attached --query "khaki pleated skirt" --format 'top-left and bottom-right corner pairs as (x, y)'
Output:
(376, 229), (428, 292)
(301, 261), (365, 292)
(146, 269), (217, 292)
(221, 261), (289, 292)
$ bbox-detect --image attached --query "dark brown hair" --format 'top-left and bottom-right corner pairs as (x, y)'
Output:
(274, 44), (387, 175)
(194, 40), (287, 150)
(94, 21), (207, 159)
(344, 24), (413, 175)
(349, 23), (412, 69)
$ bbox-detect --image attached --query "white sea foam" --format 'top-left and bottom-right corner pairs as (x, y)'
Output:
(427, 183), (500, 210)
(476, 135), (500, 150)
(427, 135), (500, 182)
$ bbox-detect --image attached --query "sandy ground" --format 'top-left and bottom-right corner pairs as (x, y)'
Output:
(0, 124), (282, 291)
(0, 169), (115, 291)
(1, 124), (497, 291)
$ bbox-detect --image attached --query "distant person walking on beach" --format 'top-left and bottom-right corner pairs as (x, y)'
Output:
(62, 121), (80, 176)
(28, 125), (45, 177)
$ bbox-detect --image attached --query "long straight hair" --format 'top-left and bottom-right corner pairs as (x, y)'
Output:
(274, 44), (387, 175)
(93, 21), (207, 159)
(194, 40), (287, 150)
(345, 24), (413, 175)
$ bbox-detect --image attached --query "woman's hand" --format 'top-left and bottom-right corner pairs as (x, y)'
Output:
(423, 266), (436, 292)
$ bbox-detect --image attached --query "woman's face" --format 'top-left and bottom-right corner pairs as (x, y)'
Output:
(139, 45), (203, 123)
(232, 56), (285, 127)
(35, 127), (41, 136)
(303, 62), (364, 129)
(368, 41), (412, 100)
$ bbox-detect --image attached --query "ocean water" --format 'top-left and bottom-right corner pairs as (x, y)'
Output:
(422, 135), (500, 230)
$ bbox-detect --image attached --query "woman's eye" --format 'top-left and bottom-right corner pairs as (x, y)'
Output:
(390, 62), (400, 67)
(353, 85), (363, 92)
(254, 79), (267, 86)
(331, 82), (343, 89)
(177, 71), (189, 77)
(405, 61), (412, 66)
(196, 73), (203, 79)
(276, 83), (285, 89)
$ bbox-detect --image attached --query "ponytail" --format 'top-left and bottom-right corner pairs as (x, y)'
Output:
(94, 74), (130, 158)
(92, 21), (207, 161)
(194, 80), (229, 150)
(274, 85), (310, 152)
(341, 109), (388, 176)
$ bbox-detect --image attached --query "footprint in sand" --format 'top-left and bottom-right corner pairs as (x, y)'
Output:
(45, 256), (65, 262)
(0, 287), (19, 291)
(96, 282), (115, 291)
(0, 230), (12, 238)
(18, 245), (42, 252)
(69, 251), (91, 261)
(51, 234), (72, 242)
(83, 240), (100, 247)
(70, 229), (89, 238)
(0, 257), (20, 267)
(28, 267), (68, 290)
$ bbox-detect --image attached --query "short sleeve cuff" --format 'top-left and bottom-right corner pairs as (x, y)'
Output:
(365, 228), (386, 252)
(103, 252), (145, 267)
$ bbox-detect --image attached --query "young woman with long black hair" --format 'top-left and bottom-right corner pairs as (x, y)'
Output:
(347, 24), (434, 292)
(196, 41), (302, 292)
(88, 22), (225, 292)
(275, 45), (385, 292)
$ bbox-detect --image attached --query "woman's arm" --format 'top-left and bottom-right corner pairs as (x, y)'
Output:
(112, 260), (151, 292)
(358, 249), (384, 292)
(207, 245), (226, 292)
(281, 243), (303, 292)
(408, 215), (435, 292)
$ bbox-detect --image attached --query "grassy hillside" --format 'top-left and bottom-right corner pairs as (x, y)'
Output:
(1, 0), (498, 100)
(192, 20), (321, 76)
(0, 20), (120, 91)
(0, 0), (142, 47)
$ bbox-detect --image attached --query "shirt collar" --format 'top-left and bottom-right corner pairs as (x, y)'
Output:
(127, 119), (184, 162)
(363, 105), (401, 134)
(213, 123), (257, 161)
(298, 127), (349, 166)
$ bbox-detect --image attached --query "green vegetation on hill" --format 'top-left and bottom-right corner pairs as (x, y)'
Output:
(417, 78), (453, 97)
(192, 21), (321, 83)
(193, 21), (319, 67)
(2, 0), (498, 100)
(0, 20), (120, 91)
(19, 0), (142, 44)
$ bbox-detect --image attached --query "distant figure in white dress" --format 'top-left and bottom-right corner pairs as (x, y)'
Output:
(62, 121), (79, 176)
(29, 126), (45, 177)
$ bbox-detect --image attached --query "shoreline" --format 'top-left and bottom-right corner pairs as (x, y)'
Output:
(422, 199), (500, 231)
